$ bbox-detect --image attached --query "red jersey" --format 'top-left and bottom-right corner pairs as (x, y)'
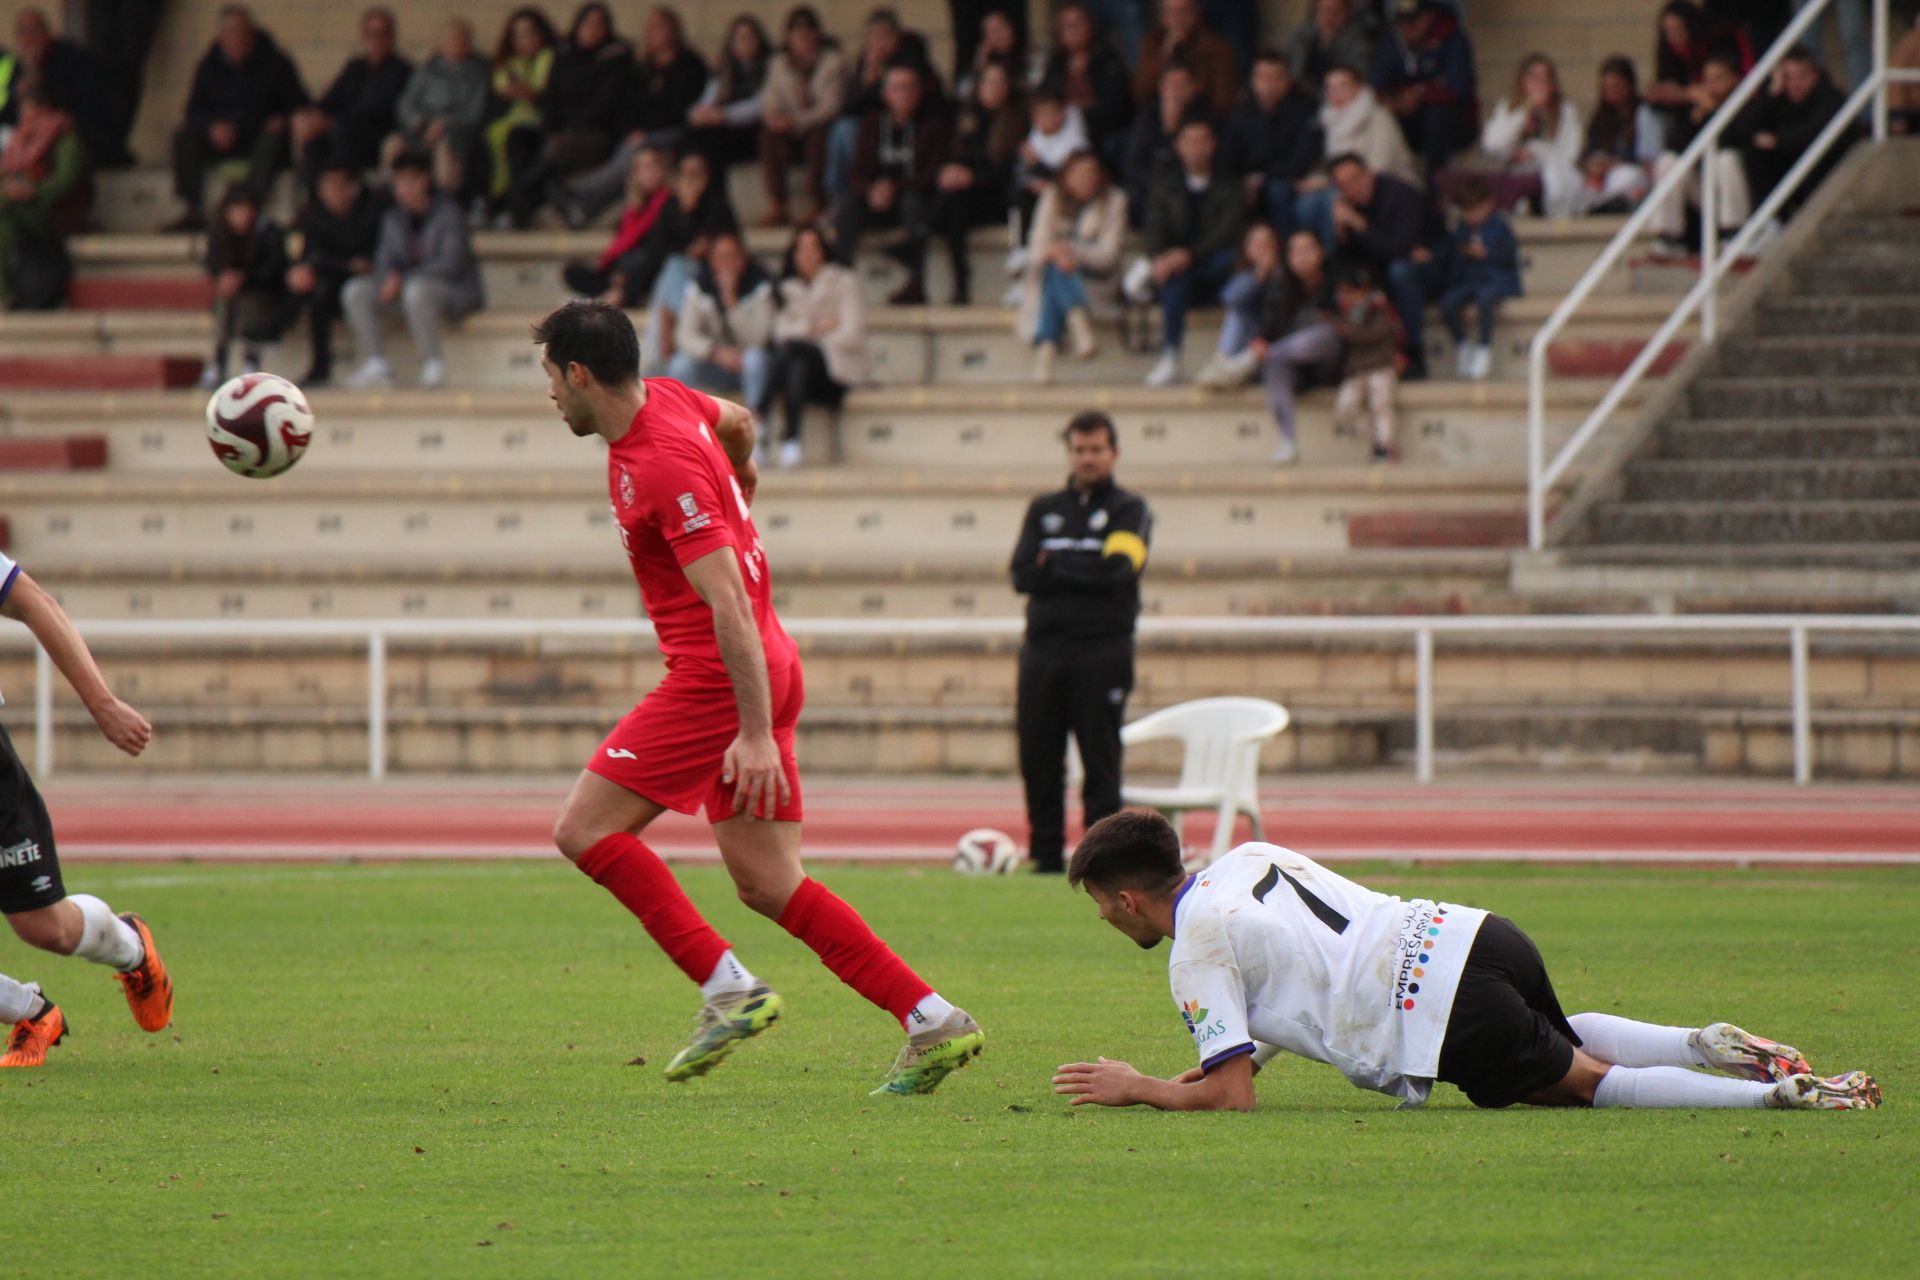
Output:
(606, 379), (796, 683)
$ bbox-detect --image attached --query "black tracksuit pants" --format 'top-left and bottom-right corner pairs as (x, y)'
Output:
(1017, 634), (1133, 872)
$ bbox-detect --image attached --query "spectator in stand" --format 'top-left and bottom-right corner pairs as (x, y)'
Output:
(167, 7), (309, 233)
(1709, 0), (1787, 57)
(1738, 45), (1861, 223)
(1580, 57), (1665, 214)
(1223, 50), (1323, 233)
(950, 2), (1031, 92)
(640, 150), (741, 370)
(7, 10), (105, 163)
(1791, 0), (1871, 93)
(685, 16), (772, 169)
(1371, 0), (1478, 177)
(0, 82), (89, 312)
(386, 19), (490, 202)
(198, 185), (290, 389)
(935, 60), (1027, 304)
(768, 224), (868, 469)
(1124, 62), (1214, 224)
(1080, 0), (1151, 70)
(825, 8), (938, 197)
(1015, 89), (1090, 244)
(1294, 65), (1419, 248)
(1331, 263), (1403, 462)
(1254, 230), (1345, 466)
(758, 6), (848, 229)
(560, 6), (708, 228)
(1647, 3), (1717, 143)
(561, 145), (675, 307)
(1649, 53), (1749, 252)
(1132, 0), (1238, 117)
(1134, 117), (1242, 388)
(835, 64), (950, 306)
(291, 8), (409, 194)
(1038, 4), (1132, 175)
(1893, 15), (1920, 135)
(1437, 175), (1520, 381)
(666, 230), (775, 419)
(1289, 0), (1376, 94)
(342, 151), (484, 389)
(286, 160), (383, 386)
(1195, 221), (1288, 389)
(482, 9), (556, 224)
(1470, 53), (1584, 217)
(507, 2), (631, 229)
(1019, 149), (1127, 384)
(1326, 150), (1445, 380)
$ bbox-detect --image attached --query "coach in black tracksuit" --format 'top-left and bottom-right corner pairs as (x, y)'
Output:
(1010, 412), (1152, 874)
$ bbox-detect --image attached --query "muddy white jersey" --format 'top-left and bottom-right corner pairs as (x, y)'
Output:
(1166, 843), (1487, 1106)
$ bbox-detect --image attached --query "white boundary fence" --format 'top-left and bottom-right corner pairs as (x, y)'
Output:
(1527, 0), (1920, 549)
(23, 614), (1920, 785)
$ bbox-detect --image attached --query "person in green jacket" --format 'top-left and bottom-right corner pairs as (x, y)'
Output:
(0, 83), (88, 309)
(482, 8), (557, 215)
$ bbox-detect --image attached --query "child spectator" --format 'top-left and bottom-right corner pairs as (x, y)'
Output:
(1473, 54), (1582, 217)
(1037, 3), (1131, 173)
(286, 160), (383, 386)
(769, 225), (868, 469)
(1016, 90), (1089, 214)
(935, 61), (1028, 304)
(666, 231), (775, 419)
(483, 9), (557, 225)
(387, 19), (490, 201)
(1332, 264), (1403, 463)
(1580, 56), (1664, 213)
(341, 151), (484, 388)
(1018, 150), (1127, 385)
(561, 145), (675, 308)
(1437, 176), (1520, 381)
(1133, 117), (1242, 388)
(1196, 222), (1287, 390)
(685, 15), (772, 169)
(758, 5), (849, 228)
(199, 185), (290, 389)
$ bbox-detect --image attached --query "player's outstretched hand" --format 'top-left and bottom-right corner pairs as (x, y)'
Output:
(1053, 1057), (1148, 1107)
(723, 731), (790, 821)
(90, 697), (153, 756)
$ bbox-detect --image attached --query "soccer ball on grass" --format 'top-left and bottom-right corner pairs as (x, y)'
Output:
(953, 828), (1020, 875)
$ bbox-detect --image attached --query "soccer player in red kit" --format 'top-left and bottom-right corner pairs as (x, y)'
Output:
(535, 300), (984, 1094)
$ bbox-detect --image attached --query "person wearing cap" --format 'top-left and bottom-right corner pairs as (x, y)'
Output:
(1370, 0), (1478, 176)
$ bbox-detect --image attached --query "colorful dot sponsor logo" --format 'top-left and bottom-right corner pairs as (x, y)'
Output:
(1393, 902), (1455, 1014)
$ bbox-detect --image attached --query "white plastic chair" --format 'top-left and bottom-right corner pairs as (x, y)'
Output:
(1069, 697), (1290, 864)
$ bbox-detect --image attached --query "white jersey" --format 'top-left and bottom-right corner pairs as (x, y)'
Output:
(1167, 843), (1487, 1106)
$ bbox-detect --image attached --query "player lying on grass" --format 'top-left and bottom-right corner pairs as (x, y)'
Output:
(533, 300), (982, 1096)
(0, 555), (174, 1068)
(1052, 811), (1880, 1113)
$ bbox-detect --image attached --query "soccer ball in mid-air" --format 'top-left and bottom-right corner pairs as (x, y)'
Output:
(953, 828), (1020, 876)
(206, 372), (314, 478)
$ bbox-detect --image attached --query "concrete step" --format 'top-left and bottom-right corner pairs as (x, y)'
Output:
(1622, 459), (1920, 503)
(1549, 542), (1920, 569)
(1718, 336), (1920, 378)
(1818, 212), (1920, 242)
(1754, 296), (1920, 336)
(0, 437), (108, 471)
(1688, 376), (1920, 420)
(1789, 257), (1920, 296)
(1510, 548), (1920, 612)
(1589, 499), (1920, 546)
(0, 355), (199, 390)
(1659, 417), (1920, 461)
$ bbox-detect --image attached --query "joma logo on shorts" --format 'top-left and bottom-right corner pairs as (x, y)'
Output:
(0, 839), (42, 868)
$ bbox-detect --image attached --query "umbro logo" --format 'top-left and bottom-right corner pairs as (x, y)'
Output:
(605, 748), (638, 760)
(30, 875), (52, 894)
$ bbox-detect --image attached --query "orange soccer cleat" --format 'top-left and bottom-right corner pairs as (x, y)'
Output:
(113, 914), (173, 1032)
(1, 1001), (68, 1068)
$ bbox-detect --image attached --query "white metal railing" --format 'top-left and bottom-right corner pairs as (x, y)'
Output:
(1526, 0), (1920, 550)
(18, 614), (1920, 786)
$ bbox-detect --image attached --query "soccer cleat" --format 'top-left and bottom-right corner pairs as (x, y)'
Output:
(1, 1001), (68, 1068)
(1765, 1071), (1881, 1111)
(664, 985), (783, 1082)
(114, 913), (173, 1032)
(869, 1009), (985, 1097)
(1690, 1022), (1812, 1082)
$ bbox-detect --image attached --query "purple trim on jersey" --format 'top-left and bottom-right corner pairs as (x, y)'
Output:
(1172, 873), (1198, 921)
(1202, 1042), (1254, 1072)
(0, 564), (20, 608)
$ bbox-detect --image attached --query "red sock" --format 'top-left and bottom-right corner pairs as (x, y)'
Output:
(577, 834), (729, 984)
(777, 877), (933, 1024)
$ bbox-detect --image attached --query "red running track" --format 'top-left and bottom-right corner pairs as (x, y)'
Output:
(42, 777), (1920, 866)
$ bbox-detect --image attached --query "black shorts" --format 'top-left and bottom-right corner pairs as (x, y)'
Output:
(1436, 914), (1582, 1109)
(0, 723), (63, 915)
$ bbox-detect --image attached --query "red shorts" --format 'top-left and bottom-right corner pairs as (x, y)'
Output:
(587, 660), (805, 822)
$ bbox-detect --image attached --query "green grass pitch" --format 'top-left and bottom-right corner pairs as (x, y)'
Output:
(4, 860), (1915, 1278)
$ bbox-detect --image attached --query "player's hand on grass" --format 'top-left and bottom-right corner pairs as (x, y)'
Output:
(723, 731), (789, 820)
(1052, 1057), (1148, 1107)
(90, 697), (153, 757)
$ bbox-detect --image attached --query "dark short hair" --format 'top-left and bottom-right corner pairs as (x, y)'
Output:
(1068, 811), (1186, 895)
(1176, 116), (1216, 139)
(1781, 44), (1820, 70)
(1326, 150), (1368, 173)
(1063, 410), (1117, 447)
(391, 149), (432, 176)
(1453, 175), (1492, 208)
(1254, 48), (1290, 72)
(532, 301), (641, 386)
(316, 157), (361, 182)
(1703, 52), (1742, 77)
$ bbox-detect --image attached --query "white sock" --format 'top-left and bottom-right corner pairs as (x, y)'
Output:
(1568, 1012), (1709, 1068)
(69, 895), (144, 971)
(1592, 1065), (1771, 1109)
(698, 949), (757, 1002)
(903, 992), (956, 1034)
(0, 975), (44, 1023)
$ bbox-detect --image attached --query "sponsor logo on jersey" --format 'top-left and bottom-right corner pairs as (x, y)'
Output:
(619, 465), (637, 508)
(0, 838), (41, 869)
(677, 491), (712, 533)
(1180, 998), (1228, 1045)
(678, 492), (699, 519)
(1391, 903), (1448, 1013)
(605, 748), (638, 761)
(1041, 512), (1065, 533)
(1088, 508), (1109, 532)
(30, 875), (52, 894)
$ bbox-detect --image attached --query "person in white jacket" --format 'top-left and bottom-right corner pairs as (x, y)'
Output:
(766, 225), (868, 469)
(1478, 54), (1585, 218)
(1292, 65), (1421, 250)
(665, 231), (776, 420)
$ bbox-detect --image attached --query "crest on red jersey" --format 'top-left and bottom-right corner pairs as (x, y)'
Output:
(677, 492), (699, 518)
(618, 464), (637, 508)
